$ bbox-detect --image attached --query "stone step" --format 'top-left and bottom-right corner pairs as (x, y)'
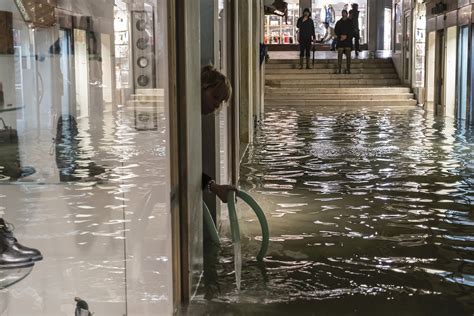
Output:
(267, 79), (402, 87)
(266, 73), (399, 80)
(267, 58), (393, 64)
(265, 93), (415, 101)
(266, 63), (395, 69)
(265, 87), (411, 94)
(264, 99), (418, 107)
(266, 68), (396, 74)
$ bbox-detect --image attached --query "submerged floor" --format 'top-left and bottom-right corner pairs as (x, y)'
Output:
(187, 106), (474, 316)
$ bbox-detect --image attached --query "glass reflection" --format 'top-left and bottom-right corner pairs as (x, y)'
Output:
(0, 0), (172, 314)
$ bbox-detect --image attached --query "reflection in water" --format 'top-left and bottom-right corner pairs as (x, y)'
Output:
(55, 115), (106, 182)
(0, 266), (33, 289)
(197, 107), (474, 314)
(0, 104), (170, 313)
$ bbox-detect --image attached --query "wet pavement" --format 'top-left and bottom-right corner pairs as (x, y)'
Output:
(189, 106), (474, 316)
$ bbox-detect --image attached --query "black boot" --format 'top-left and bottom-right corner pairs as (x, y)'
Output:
(0, 232), (34, 268)
(0, 219), (43, 262)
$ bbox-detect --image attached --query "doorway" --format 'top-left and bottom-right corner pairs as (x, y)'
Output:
(435, 30), (444, 116)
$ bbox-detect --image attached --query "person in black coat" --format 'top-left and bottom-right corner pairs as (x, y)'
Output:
(296, 8), (315, 69)
(349, 3), (361, 56)
(334, 9), (355, 74)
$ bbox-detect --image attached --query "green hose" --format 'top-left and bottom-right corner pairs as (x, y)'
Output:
(228, 191), (269, 262)
(227, 191), (241, 244)
(203, 202), (220, 245)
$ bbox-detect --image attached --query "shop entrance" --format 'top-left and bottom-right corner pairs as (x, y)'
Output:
(435, 29), (444, 116)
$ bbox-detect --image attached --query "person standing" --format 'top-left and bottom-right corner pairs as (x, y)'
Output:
(296, 8), (315, 69)
(334, 9), (354, 74)
(349, 3), (361, 56)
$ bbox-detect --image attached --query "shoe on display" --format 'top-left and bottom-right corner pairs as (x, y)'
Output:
(0, 219), (43, 262)
(75, 297), (93, 316)
(0, 234), (34, 268)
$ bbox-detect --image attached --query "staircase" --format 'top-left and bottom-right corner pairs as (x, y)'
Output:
(265, 58), (417, 107)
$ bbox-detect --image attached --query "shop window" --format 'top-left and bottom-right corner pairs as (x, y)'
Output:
(311, 0), (367, 44)
(0, 0), (173, 314)
(264, 0), (299, 44)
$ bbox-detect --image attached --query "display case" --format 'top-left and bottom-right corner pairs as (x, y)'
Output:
(264, 2), (299, 44)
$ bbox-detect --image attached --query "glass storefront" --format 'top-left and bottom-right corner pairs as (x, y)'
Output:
(264, 0), (300, 44)
(311, 0), (367, 43)
(0, 0), (173, 314)
(264, 0), (368, 45)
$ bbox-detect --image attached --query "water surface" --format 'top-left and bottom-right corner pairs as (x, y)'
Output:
(195, 106), (474, 316)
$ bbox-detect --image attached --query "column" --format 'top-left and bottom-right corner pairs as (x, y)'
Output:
(238, 0), (253, 146)
(200, 0), (221, 224)
(175, 0), (203, 301)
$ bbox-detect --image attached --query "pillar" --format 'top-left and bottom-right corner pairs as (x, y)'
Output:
(238, 0), (253, 146)
(200, 0), (221, 224)
(175, 0), (203, 302)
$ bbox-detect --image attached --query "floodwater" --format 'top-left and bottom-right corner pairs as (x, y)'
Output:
(192, 106), (474, 316)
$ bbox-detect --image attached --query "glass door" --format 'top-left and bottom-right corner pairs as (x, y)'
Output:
(457, 26), (468, 121)
(0, 0), (174, 314)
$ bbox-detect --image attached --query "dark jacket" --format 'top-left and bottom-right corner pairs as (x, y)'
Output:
(349, 9), (360, 31)
(334, 18), (354, 48)
(296, 17), (315, 42)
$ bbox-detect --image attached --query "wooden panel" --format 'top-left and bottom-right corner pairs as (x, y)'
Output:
(0, 11), (13, 55)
